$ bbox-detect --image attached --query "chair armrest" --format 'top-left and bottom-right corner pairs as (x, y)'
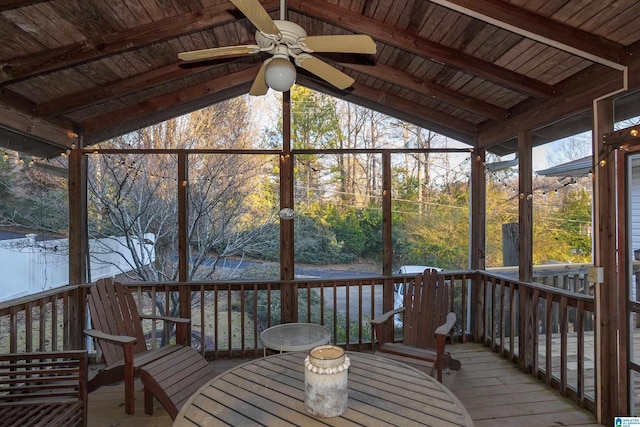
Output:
(371, 307), (405, 325)
(139, 314), (191, 324)
(434, 312), (456, 336)
(84, 328), (137, 345)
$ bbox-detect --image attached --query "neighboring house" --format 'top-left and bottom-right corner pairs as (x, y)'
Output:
(537, 154), (640, 266)
(0, 232), (155, 302)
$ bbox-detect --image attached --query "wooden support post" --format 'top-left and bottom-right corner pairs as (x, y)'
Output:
(177, 152), (190, 345)
(518, 130), (534, 372)
(381, 153), (394, 330)
(68, 144), (89, 349)
(382, 153), (392, 277)
(68, 146), (88, 285)
(280, 91), (296, 323)
(593, 98), (618, 424)
(470, 148), (486, 342)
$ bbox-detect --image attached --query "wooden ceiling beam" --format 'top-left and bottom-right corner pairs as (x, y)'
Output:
(477, 65), (624, 148)
(343, 62), (508, 121)
(36, 61), (235, 117)
(0, 0), (45, 11)
(81, 66), (261, 144)
(287, 0), (555, 99)
(429, 0), (627, 69)
(0, 102), (76, 150)
(347, 82), (477, 135)
(0, 1), (278, 85)
(299, 75), (477, 145)
(311, 77), (477, 137)
(478, 43), (640, 148)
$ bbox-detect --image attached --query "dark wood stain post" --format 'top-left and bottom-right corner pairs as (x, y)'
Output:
(594, 99), (618, 424)
(68, 146), (88, 285)
(68, 147), (89, 350)
(471, 148), (486, 341)
(177, 152), (190, 345)
(280, 91), (295, 323)
(382, 153), (394, 316)
(518, 130), (533, 372)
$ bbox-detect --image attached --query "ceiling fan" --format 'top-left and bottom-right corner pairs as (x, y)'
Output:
(178, 0), (376, 96)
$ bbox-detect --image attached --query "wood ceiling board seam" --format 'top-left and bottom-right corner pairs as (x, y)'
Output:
(115, 0), (153, 26)
(511, 44), (566, 79)
(36, 63), (199, 117)
(415, 3), (449, 40)
(477, 63), (626, 147)
(80, 66), (261, 134)
(344, 61), (507, 121)
(138, 0), (177, 21)
(0, 9), (57, 51)
(382, 0), (407, 26)
(0, 2), (277, 85)
(560, 0), (611, 31)
(526, 51), (583, 84)
(602, 4), (640, 46)
(351, 82), (478, 134)
(287, 0), (555, 99)
(51, 0), (115, 38)
(82, 82), (255, 145)
(395, 1), (420, 31)
(429, 0), (626, 69)
(431, 8), (466, 45)
(579, 2), (637, 40)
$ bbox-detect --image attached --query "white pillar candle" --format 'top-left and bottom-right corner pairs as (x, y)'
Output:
(304, 345), (350, 417)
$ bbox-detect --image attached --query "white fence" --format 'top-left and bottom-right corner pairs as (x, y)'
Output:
(0, 234), (155, 302)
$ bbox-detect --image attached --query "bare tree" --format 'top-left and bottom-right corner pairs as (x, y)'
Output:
(87, 99), (278, 282)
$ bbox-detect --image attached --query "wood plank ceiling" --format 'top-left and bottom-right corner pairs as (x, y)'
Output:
(1, 0), (639, 159)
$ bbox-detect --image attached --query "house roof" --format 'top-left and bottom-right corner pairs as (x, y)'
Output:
(1, 0), (639, 159)
(536, 156), (593, 178)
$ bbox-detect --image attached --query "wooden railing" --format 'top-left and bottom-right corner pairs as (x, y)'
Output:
(473, 271), (596, 412)
(0, 269), (596, 413)
(0, 286), (87, 354)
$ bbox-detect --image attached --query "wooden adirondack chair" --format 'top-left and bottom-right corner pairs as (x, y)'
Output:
(85, 278), (206, 415)
(0, 350), (88, 427)
(371, 268), (460, 382)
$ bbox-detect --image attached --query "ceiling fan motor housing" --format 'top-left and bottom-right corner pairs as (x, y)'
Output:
(256, 20), (307, 55)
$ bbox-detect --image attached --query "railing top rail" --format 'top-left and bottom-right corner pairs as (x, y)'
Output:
(476, 270), (595, 303)
(0, 284), (83, 312)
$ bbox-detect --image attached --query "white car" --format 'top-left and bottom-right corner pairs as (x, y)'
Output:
(393, 265), (442, 308)
(392, 265), (442, 327)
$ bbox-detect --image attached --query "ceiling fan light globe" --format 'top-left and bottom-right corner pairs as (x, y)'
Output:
(265, 58), (296, 92)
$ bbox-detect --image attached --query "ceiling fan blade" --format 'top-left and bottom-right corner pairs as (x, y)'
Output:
(249, 61), (269, 96)
(296, 55), (355, 90)
(178, 45), (259, 62)
(230, 0), (281, 36)
(302, 35), (376, 54)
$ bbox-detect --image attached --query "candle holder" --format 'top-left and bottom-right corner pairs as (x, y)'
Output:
(304, 345), (350, 417)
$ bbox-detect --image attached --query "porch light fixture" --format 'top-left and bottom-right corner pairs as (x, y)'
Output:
(265, 55), (296, 92)
(279, 208), (295, 220)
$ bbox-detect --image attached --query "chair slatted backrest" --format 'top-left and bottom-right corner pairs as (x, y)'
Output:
(402, 269), (450, 349)
(87, 278), (148, 366)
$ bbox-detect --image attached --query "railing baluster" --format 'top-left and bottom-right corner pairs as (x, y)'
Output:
(577, 299), (585, 405)
(39, 298), (46, 351)
(214, 283), (219, 358)
(545, 294), (553, 387)
(560, 295), (568, 396)
(0, 270), (596, 413)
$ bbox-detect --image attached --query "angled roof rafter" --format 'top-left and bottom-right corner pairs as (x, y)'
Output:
(287, 0), (555, 99)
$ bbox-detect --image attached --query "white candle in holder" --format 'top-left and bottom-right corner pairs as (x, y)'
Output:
(304, 345), (350, 417)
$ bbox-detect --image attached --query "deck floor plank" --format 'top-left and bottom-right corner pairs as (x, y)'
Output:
(442, 342), (599, 427)
(88, 343), (599, 426)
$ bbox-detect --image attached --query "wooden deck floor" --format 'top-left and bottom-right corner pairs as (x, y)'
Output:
(87, 342), (600, 426)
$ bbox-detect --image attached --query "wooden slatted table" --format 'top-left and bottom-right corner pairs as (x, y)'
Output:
(174, 351), (473, 426)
